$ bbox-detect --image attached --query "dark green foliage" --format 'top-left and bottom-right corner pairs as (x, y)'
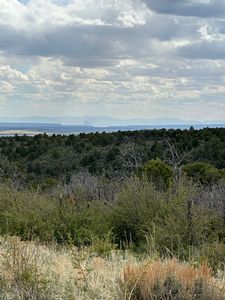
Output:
(199, 242), (225, 270)
(219, 168), (225, 179)
(183, 162), (222, 185)
(110, 177), (165, 246)
(0, 184), (110, 245)
(0, 127), (225, 185)
(139, 158), (173, 188)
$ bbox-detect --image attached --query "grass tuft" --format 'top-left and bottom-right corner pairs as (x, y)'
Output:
(123, 258), (225, 299)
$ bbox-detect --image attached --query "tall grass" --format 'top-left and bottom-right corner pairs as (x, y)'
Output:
(0, 236), (129, 299)
(123, 258), (225, 299)
(1, 236), (225, 299)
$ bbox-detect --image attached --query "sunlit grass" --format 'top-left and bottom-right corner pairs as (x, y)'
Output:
(1, 236), (225, 299)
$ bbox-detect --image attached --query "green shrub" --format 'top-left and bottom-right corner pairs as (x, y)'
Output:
(110, 176), (166, 248)
(0, 184), (110, 246)
(183, 162), (222, 185)
(139, 159), (173, 189)
(198, 242), (225, 270)
(110, 177), (224, 256)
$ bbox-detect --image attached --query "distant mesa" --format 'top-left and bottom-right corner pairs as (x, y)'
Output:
(83, 120), (92, 126)
(0, 116), (225, 127)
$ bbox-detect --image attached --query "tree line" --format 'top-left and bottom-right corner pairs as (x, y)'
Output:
(0, 127), (225, 187)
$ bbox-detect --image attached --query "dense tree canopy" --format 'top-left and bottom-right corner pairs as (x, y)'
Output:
(0, 127), (225, 185)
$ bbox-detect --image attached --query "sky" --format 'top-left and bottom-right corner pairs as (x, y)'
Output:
(1, 0), (225, 122)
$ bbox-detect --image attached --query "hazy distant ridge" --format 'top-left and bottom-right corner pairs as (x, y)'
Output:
(0, 122), (225, 136)
(0, 116), (225, 127)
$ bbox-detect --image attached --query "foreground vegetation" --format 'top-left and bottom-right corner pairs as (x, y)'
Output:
(1, 175), (225, 264)
(1, 129), (225, 298)
(1, 236), (225, 299)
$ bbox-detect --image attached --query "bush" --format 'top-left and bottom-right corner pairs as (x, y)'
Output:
(183, 162), (222, 185)
(110, 177), (224, 255)
(198, 242), (225, 271)
(151, 180), (225, 256)
(110, 176), (166, 248)
(139, 159), (173, 189)
(0, 184), (110, 246)
(0, 175), (224, 261)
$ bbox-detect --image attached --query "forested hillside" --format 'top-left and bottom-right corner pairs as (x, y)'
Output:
(1, 128), (225, 299)
(0, 127), (225, 186)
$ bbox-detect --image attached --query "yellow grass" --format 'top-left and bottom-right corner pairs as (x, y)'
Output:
(124, 258), (225, 299)
(0, 236), (129, 299)
(0, 236), (225, 299)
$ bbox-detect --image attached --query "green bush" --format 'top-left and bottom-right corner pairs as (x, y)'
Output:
(183, 162), (222, 185)
(110, 177), (224, 256)
(0, 184), (110, 246)
(110, 176), (166, 248)
(198, 242), (225, 270)
(0, 175), (224, 263)
(139, 159), (173, 189)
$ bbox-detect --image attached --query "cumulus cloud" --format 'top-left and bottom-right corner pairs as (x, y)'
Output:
(0, 0), (225, 121)
(0, 0), (153, 67)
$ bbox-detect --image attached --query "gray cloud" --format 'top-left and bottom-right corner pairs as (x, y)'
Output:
(0, 18), (200, 68)
(143, 0), (225, 18)
(0, 0), (225, 121)
(179, 41), (225, 59)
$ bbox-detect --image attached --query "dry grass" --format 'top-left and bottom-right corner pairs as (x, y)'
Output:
(123, 258), (225, 299)
(0, 236), (225, 299)
(0, 236), (129, 299)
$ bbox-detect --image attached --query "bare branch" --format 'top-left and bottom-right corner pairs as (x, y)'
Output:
(163, 139), (193, 179)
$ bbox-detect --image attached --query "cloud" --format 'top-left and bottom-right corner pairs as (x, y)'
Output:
(0, 0), (153, 67)
(143, 0), (225, 18)
(0, 2), (200, 69)
(179, 40), (225, 59)
(0, 65), (28, 81)
(0, 0), (225, 121)
(177, 21), (225, 60)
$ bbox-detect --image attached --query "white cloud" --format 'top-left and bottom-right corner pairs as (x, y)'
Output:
(0, 0), (225, 121)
